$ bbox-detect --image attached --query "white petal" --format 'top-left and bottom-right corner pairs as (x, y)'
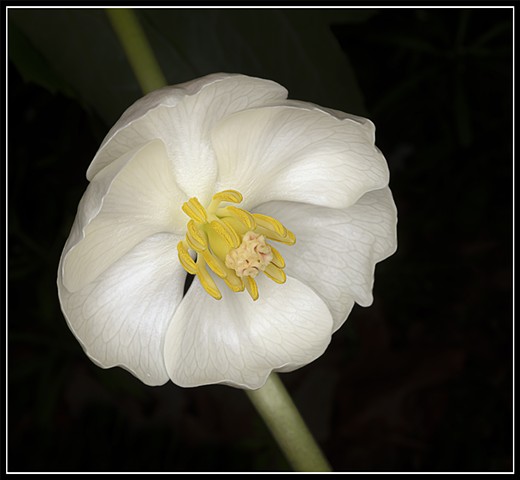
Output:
(163, 275), (334, 389)
(280, 98), (375, 127)
(57, 233), (186, 386)
(88, 74), (288, 205)
(212, 105), (389, 209)
(256, 187), (398, 331)
(62, 139), (186, 293)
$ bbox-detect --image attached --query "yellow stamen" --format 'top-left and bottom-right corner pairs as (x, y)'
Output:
(263, 263), (287, 284)
(182, 197), (207, 223)
(178, 190), (295, 301)
(269, 245), (285, 269)
(208, 219), (240, 249)
(212, 189), (243, 204)
(201, 249), (227, 278)
(218, 206), (256, 230)
(223, 269), (245, 292)
(196, 260), (222, 300)
(186, 220), (207, 252)
(255, 224), (296, 245)
(245, 276), (259, 301)
(177, 241), (197, 275)
(253, 213), (287, 236)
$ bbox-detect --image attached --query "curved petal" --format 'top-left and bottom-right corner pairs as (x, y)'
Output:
(212, 105), (389, 209)
(88, 74), (288, 204)
(57, 233), (186, 386)
(62, 139), (186, 293)
(280, 98), (377, 130)
(256, 187), (398, 331)
(163, 275), (334, 389)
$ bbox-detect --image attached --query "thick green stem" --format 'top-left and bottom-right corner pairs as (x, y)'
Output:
(106, 8), (167, 94)
(245, 373), (332, 472)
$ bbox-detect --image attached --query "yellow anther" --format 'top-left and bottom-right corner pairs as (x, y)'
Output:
(245, 276), (259, 301)
(263, 263), (287, 284)
(182, 197), (207, 223)
(285, 230), (296, 245)
(269, 246), (285, 269)
(223, 270), (245, 293)
(255, 224), (296, 245)
(177, 241), (197, 275)
(196, 261), (222, 300)
(208, 219), (240, 248)
(212, 189), (243, 204)
(223, 206), (256, 230)
(252, 214), (295, 244)
(253, 213), (287, 236)
(186, 220), (207, 252)
(201, 249), (227, 278)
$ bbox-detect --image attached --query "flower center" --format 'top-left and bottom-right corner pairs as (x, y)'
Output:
(177, 190), (295, 301)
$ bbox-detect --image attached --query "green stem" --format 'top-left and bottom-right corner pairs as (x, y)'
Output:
(106, 8), (167, 94)
(245, 373), (332, 472)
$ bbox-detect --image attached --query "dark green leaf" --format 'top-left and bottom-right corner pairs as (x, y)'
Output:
(9, 8), (367, 126)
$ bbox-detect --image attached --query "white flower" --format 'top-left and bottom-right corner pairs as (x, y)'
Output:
(57, 73), (397, 390)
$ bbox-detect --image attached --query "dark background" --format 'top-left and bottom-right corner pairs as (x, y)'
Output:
(8, 7), (513, 472)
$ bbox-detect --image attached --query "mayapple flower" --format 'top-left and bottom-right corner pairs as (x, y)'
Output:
(57, 73), (397, 390)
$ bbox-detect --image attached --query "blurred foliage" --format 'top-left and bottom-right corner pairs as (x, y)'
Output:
(8, 7), (512, 472)
(9, 8), (369, 125)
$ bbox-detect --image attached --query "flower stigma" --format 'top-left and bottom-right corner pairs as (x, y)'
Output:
(177, 190), (295, 301)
